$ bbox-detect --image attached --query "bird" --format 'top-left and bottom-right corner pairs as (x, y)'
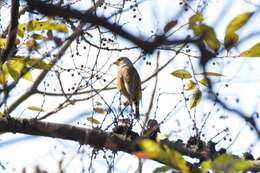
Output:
(114, 57), (142, 119)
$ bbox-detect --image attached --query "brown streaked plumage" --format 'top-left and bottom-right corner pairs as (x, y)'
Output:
(114, 57), (142, 118)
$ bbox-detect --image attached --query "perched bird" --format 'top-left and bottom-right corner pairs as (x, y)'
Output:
(114, 57), (142, 118)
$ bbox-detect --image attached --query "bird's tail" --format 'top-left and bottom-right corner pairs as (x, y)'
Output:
(134, 101), (140, 119)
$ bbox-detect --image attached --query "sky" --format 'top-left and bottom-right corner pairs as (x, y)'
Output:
(0, 0), (260, 172)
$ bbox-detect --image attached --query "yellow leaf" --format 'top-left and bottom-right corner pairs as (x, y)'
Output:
(27, 106), (46, 112)
(5, 59), (25, 81)
(203, 72), (224, 76)
(190, 88), (202, 109)
(224, 12), (254, 49)
(184, 80), (196, 90)
(0, 112), (4, 118)
(171, 69), (192, 79)
(0, 67), (8, 84)
(226, 12), (254, 33)
(240, 42), (260, 57)
(0, 38), (6, 48)
(139, 139), (161, 158)
(18, 20), (68, 37)
(0, 38), (20, 48)
(87, 117), (101, 124)
(94, 107), (105, 114)
(165, 147), (189, 173)
(164, 20), (178, 33)
(49, 23), (68, 32)
(199, 78), (209, 87)
(201, 160), (212, 173)
(22, 71), (33, 81)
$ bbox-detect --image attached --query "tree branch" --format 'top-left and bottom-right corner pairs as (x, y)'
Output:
(0, 0), (20, 64)
(0, 117), (259, 172)
(6, 22), (85, 115)
(25, 0), (196, 54)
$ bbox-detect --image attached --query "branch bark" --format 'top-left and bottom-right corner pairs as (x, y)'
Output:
(0, 117), (259, 172)
(25, 0), (196, 54)
(0, 0), (20, 64)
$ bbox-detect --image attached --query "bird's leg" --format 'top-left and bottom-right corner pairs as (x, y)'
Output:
(129, 103), (135, 120)
(118, 94), (124, 118)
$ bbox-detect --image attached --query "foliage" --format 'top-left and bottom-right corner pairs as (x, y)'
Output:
(0, 0), (259, 173)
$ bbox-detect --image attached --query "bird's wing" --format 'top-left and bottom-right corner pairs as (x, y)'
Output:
(122, 66), (141, 101)
(117, 66), (131, 101)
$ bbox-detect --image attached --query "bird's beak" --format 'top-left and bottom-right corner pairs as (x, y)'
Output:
(113, 61), (118, 65)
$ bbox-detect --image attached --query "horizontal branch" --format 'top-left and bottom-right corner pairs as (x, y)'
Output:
(0, 117), (259, 172)
(0, 117), (131, 152)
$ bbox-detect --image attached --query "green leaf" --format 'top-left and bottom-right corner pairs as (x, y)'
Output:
(224, 32), (239, 50)
(153, 166), (170, 173)
(4, 58), (33, 82)
(27, 106), (46, 112)
(200, 24), (220, 52)
(26, 58), (51, 70)
(212, 154), (250, 172)
(201, 160), (212, 173)
(171, 69), (192, 79)
(189, 13), (220, 52)
(5, 59), (25, 81)
(203, 72), (224, 76)
(152, 166), (171, 173)
(190, 88), (202, 109)
(184, 80), (196, 90)
(197, 72), (224, 77)
(87, 117), (101, 124)
(138, 140), (189, 173)
(240, 42), (260, 57)
(198, 78), (209, 87)
(224, 12), (254, 50)
(233, 160), (251, 171)
(189, 13), (203, 35)
(164, 20), (177, 33)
